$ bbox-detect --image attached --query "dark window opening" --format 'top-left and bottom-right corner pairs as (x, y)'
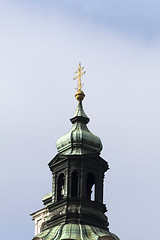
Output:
(57, 173), (65, 201)
(87, 172), (95, 200)
(71, 171), (78, 197)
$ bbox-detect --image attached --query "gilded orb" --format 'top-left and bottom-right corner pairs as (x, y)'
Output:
(75, 90), (85, 101)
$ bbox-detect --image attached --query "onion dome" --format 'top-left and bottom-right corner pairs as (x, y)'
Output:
(33, 223), (120, 240)
(56, 90), (103, 155)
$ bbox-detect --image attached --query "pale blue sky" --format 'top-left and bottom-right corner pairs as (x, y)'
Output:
(6, 0), (160, 41)
(0, 1), (160, 240)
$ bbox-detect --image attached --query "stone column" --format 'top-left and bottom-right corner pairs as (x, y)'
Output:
(52, 173), (56, 202)
(64, 170), (68, 198)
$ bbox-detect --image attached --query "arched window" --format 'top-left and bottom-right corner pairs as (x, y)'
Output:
(57, 173), (65, 201)
(87, 172), (95, 201)
(71, 171), (78, 197)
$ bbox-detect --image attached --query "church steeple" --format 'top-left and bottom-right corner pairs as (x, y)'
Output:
(47, 88), (109, 228)
(31, 64), (120, 240)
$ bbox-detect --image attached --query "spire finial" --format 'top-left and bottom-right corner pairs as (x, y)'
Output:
(73, 62), (86, 91)
(73, 62), (86, 101)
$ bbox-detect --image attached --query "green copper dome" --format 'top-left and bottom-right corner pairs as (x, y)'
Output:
(56, 102), (103, 155)
(33, 223), (120, 240)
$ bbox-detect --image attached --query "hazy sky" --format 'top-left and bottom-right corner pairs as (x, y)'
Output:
(0, 1), (160, 240)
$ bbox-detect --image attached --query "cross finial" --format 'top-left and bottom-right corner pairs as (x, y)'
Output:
(73, 62), (86, 91)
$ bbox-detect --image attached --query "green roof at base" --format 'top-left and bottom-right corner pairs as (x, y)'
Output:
(33, 224), (120, 240)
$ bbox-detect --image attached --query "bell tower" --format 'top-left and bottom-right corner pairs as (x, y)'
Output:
(31, 63), (120, 240)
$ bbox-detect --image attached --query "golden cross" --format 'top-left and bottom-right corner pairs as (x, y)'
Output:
(73, 62), (86, 90)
